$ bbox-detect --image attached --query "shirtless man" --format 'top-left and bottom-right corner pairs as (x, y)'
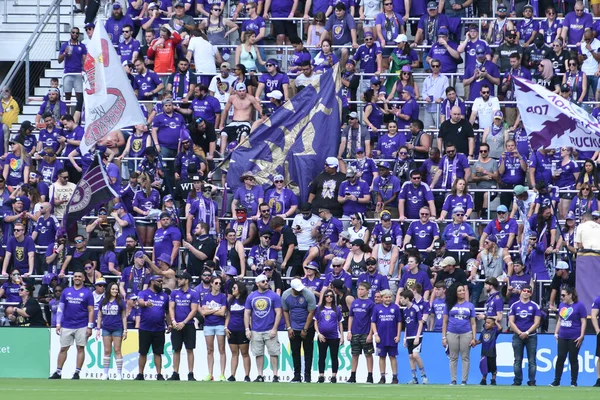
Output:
(218, 82), (262, 155)
(146, 254), (177, 291)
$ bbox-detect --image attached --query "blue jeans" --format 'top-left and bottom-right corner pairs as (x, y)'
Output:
(469, 282), (483, 306)
(587, 74), (598, 102)
(512, 333), (538, 385)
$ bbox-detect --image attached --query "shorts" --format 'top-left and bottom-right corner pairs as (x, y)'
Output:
(382, 47), (394, 57)
(222, 121), (251, 144)
(228, 330), (250, 345)
(135, 218), (157, 227)
(362, 19), (376, 28)
(60, 327), (88, 347)
(63, 73), (83, 93)
(251, 330), (280, 357)
(102, 328), (123, 337)
(560, 192), (574, 200)
(139, 329), (166, 355)
(351, 333), (375, 355)
(171, 324), (196, 351)
(272, 20), (299, 40)
(204, 325), (226, 336)
(376, 345), (398, 357)
(596, 332), (600, 357)
(486, 356), (497, 374)
(406, 338), (422, 354)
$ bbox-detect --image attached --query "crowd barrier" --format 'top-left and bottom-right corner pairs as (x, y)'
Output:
(1, 328), (597, 383)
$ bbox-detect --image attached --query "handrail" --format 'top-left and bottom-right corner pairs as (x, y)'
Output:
(0, 0), (62, 93)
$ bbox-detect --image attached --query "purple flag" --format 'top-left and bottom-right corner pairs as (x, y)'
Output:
(63, 153), (119, 231)
(575, 254), (600, 316)
(479, 356), (488, 376)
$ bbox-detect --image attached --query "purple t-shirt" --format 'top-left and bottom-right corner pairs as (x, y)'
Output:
(463, 61), (500, 101)
(349, 297), (374, 335)
(508, 273), (532, 305)
(406, 220), (439, 250)
(1, 282), (20, 303)
(442, 222), (475, 250)
(371, 303), (402, 346)
(258, 72), (290, 97)
(245, 290), (282, 332)
(314, 305), (343, 339)
(517, 19), (540, 44)
(139, 289), (169, 331)
(554, 160), (579, 189)
(60, 286), (94, 329)
(509, 299), (541, 333)
(402, 303), (423, 338)
(233, 185), (265, 216)
(338, 179), (371, 215)
(99, 299), (125, 330)
(427, 42), (460, 73)
(115, 213), (136, 247)
(269, 0), (294, 17)
(4, 154), (29, 187)
(202, 291), (227, 326)
(444, 301), (475, 334)
(62, 126), (84, 157)
(170, 288), (200, 324)
(557, 301), (587, 339)
(485, 291), (504, 318)
(375, 12), (403, 45)
(34, 215), (59, 247)
(39, 127), (62, 154)
(6, 236), (35, 274)
(372, 175), (401, 204)
(357, 272), (390, 299)
(463, 39), (491, 70)
(562, 11), (593, 45)
(324, 13), (356, 45)
(264, 188), (298, 215)
(398, 269), (433, 293)
(105, 15), (135, 46)
(399, 182), (434, 219)
(191, 94), (221, 125)
(132, 189), (161, 213)
(242, 16), (266, 45)
(133, 70), (162, 101)
(322, 270), (353, 291)
(228, 297), (246, 331)
(99, 251), (117, 275)
(399, 98), (419, 129)
(121, 266), (149, 296)
(528, 151), (553, 184)
(118, 39), (140, 64)
(431, 298), (445, 332)
(377, 133), (405, 159)
(301, 276), (323, 294)
(500, 153), (526, 185)
(483, 218), (518, 248)
(152, 112), (185, 149)
(442, 194), (474, 214)
(60, 41), (88, 74)
(153, 226), (182, 264)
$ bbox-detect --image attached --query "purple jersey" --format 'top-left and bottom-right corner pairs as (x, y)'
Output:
(34, 215), (59, 247)
(152, 112), (185, 150)
(399, 182), (434, 219)
(121, 266), (148, 296)
(228, 297), (246, 331)
(463, 60), (500, 101)
(445, 301), (475, 334)
(431, 298), (445, 331)
(540, 19), (562, 44)
(322, 270), (353, 290)
(442, 194), (473, 214)
(138, 289), (169, 331)
(201, 291), (227, 326)
(242, 16), (266, 44)
(314, 305), (343, 338)
(479, 326), (498, 357)
(133, 70), (162, 101)
(324, 12), (356, 45)
(485, 291), (504, 318)
(406, 220), (439, 250)
(463, 39), (491, 70)
(319, 218), (344, 243)
(258, 72), (290, 97)
(399, 269), (433, 293)
(302, 276), (323, 294)
(115, 213), (136, 247)
(483, 218), (518, 248)
(338, 179), (371, 215)
(442, 222), (476, 250)
(508, 273), (532, 305)
(99, 251), (117, 275)
(371, 303), (402, 346)
(38, 127), (62, 154)
(60, 286), (93, 329)
(500, 153), (526, 185)
(264, 188), (298, 215)
(153, 226), (182, 265)
(427, 41), (460, 73)
(245, 290), (282, 332)
(6, 236), (35, 274)
(557, 301), (587, 339)
(99, 299), (125, 330)
(357, 272), (390, 299)
(349, 297), (374, 335)
(554, 160), (579, 189)
(191, 94), (221, 125)
(402, 303), (423, 338)
(60, 41), (88, 73)
(118, 38), (140, 63)
(132, 189), (160, 213)
(517, 19), (540, 44)
(61, 126), (84, 157)
(372, 175), (401, 205)
(509, 299), (541, 333)
(376, 12), (403, 45)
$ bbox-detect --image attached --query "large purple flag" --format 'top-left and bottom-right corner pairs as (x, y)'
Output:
(62, 153), (119, 231)
(575, 254), (600, 316)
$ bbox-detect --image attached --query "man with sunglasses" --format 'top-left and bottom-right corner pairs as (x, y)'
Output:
(59, 235), (97, 277)
(481, 204), (517, 250)
(471, 143), (499, 218)
(398, 169), (436, 222)
(118, 24), (140, 64)
(441, 206), (476, 251)
(431, 142), (471, 190)
(170, 2), (196, 32)
(1, 222), (34, 278)
(561, 1), (593, 47)
(426, 28), (461, 74)
(500, 52), (530, 126)
(353, 31), (383, 95)
(508, 284), (541, 386)
(32, 201), (59, 274)
(468, 84), (500, 132)
(57, 26), (87, 102)
(463, 46), (500, 103)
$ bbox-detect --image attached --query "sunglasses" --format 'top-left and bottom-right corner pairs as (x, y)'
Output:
(411, 176), (421, 180)
(266, 63), (274, 67)
(455, 213), (464, 217)
(261, 210), (270, 213)
(420, 213), (430, 216)
(19, 288), (27, 292)
(481, 91), (490, 95)
(245, 7), (253, 10)
(384, 2), (392, 5)
(365, 38), (373, 41)
(12, 273), (21, 276)
(212, 8), (221, 11)
(85, 266), (93, 270)
(446, 150), (456, 154)
(99, 211), (107, 215)
(480, 150), (488, 153)
(522, 289), (532, 293)
(399, 151), (407, 155)
(497, 211), (506, 215)
(13, 229), (23, 232)
(341, 238), (349, 242)
(122, 30), (131, 33)
(71, 31), (79, 34)
(333, 265), (343, 268)
(274, 180), (283, 183)
(75, 239), (84, 244)
(431, 65), (440, 68)
(325, 294), (334, 298)
(213, 282), (222, 285)
(560, 294), (567, 297)
(569, 63), (577, 66)
(244, 177), (254, 181)
(202, 273), (212, 277)
(60, 175), (69, 179)
(582, 188), (591, 191)
(85, 27), (93, 31)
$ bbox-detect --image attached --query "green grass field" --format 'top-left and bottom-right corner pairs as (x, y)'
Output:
(1, 380), (599, 400)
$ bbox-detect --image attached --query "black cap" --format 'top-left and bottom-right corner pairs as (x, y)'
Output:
(350, 239), (365, 247)
(560, 83), (571, 93)
(433, 238), (445, 249)
(145, 146), (158, 156)
(366, 257), (377, 266)
(176, 271), (192, 280)
(331, 279), (345, 291)
(300, 202), (312, 212)
(259, 229), (272, 237)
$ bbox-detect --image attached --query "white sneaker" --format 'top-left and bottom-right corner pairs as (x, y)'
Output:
(103, 375), (109, 380)
(422, 376), (428, 385)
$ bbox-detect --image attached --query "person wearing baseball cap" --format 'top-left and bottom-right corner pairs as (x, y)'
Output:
(168, 270), (200, 381)
(370, 210), (402, 247)
(460, 24), (491, 73)
(309, 158), (346, 217)
(425, 27), (461, 74)
(434, 256), (469, 292)
(357, 256), (390, 299)
(548, 260), (576, 312)
(441, 206), (476, 251)
(338, 165), (371, 222)
(281, 278), (317, 382)
(371, 162), (401, 218)
(248, 229), (278, 276)
(480, 204), (518, 250)
(479, 277), (503, 325)
(322, 259), (352, 297)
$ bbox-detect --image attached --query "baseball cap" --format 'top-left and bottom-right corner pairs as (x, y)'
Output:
(513, 185), (527, 195)
(440, 256), (456, 267)
(149, 275), (162, 282)
(220, 62), (231, 69)
(555, 261), (570, 270)
(331, 279), (345, 291)
(226, 267), (238, 276)
(305, 261), (320, 271)
(346, 166), (357, 177)
(259, 229), (272, 237)
(365, 257), (377, 266)
(364, 31), (373, 38)
(507, 30), (517, 38)
(348, 111), (359, 119)
(135, 251), (145, 259)
(163, 194), (173, 203)
(452, 206), (465, 214)
(486, 234), (497, 244)
(255, 274), (268, 283)
(382, 233), (393, 244)
(235, 82), (247, 91)
(494, 110), (503, 119)
(394, 34), (408, 43)
(266, 90), (283, 100)
(339, 231), (350, 240)
(378, 161), (391, 170)
(95, 279), (107, 286)
(566, 211), (576, 220)
(475, 46), (486, 56)
(370, 76), (381, 85)
(402, 86), (415, 98)
(84, 22), (95, 29)
(290, 278), (305, 291)
(380, 211), (392, 221)
(496, 205), (508, 213)
(176, 271), (192, 280)
(325, 156), (339, 168)
(173, 1), (184, 7)
(300, 202), (312, 212)
(346, 59), (356, 65)
(351, 239), (365, 247)
(497, 3), (507, 11)
(560, 83), (571, 92)
(593, 211), (600, 218)
(112, 3), (122, 9)
(438, 28), (449, 36)
(523, 4), (533, 10)
(427, 1), (437, 9)
(433, 238), (445, 249)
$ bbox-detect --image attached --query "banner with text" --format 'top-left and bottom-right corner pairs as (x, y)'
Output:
(514, 77), (600, 151)
(0, 328), (50, 378)
(49, 331), (599, 384)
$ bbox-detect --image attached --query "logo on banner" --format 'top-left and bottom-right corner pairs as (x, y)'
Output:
(84, 88), (127, 147)
(69, 180), (93, 213)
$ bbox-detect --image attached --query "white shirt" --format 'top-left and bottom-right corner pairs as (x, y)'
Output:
(291, 214), (320, 251)
(472, 96), (500, 130)
(208, 73), (236, 107)
(187, 36), (217, 73)
(580, 38), (600, 75)
(295, 72), (320, 89)
(575, 220), (600, 250)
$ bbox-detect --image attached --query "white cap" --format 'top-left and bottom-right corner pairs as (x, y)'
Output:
(266, 90), (283, 100)
(394, 34), (408, 43)
(290, 278), (305, 292)
(325, 156), (339, 168)
(255, 274), (268, 283)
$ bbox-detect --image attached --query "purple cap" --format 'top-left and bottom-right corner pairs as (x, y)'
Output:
(475, 46), (486, 56)
(402, 86), (415, 98)
(370, 76), (381, 85)
(364, 31), (373, 37)
(157, 253), (171, 265)
(401, 65), (411, 73)
(113, 202), (125, 210)
(149, 275), (162, 282)
(134, 251), (145, 259)
(494, 110), (503, 119)
(42, 273), (58, 285)
(438, 28), (449, 36)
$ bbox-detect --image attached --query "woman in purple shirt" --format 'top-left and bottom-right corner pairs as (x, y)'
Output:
(568, 183), (598, 219)
(201, 276), (228, 381)
(3, 140), (30, 188)
(363, 89), (388, 139)
(438, 178), (474, 221)
(442, 283), (476, 385)
(132, 173), (161, 246)
(96, 282), (127, 381)
(314, 289), (344, 383)
(225, 282), (251, 382)
(375, 120), (405, 159)
(0, 269), (22, 316)
(551, 287), (587, 387)
(554, 146), (580, 218)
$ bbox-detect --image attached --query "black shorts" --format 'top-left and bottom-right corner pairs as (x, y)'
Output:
(139, 329), (165, 355)
(171, 324), (196, 351)
(406, 338), (423, 354)
(222, 122), (251, 144)
(486, 355), (497, 374)
(350, 333), (374, 356)
(272, 20), (299, 40)
(228, 330), (250, 345)
(596, 332), (600, 357)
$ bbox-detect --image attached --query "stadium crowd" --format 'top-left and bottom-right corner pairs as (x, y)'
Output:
(1, 0), (600, 388)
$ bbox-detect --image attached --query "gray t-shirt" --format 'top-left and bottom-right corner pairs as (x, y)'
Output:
(281, 288), (317, 330)
(472, 158), (498, 189)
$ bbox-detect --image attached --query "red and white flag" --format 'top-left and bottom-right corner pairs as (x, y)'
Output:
(81, 23), (145, 154)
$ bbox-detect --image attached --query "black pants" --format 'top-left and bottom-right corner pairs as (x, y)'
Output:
(499, 183), (515, 210)
(85, 0), (101, 24)
(290, 327), (315, 379)
(555, 338), (580, 383)
(318, 338), (340, 374)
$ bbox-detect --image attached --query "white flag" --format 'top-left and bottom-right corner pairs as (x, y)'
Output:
(513, 76), (600, 151)
(81, 23), (145, 154)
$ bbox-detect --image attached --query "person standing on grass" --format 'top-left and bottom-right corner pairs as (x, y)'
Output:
(398, 290), (427, 385)
(314, 289), (344, 383)
(244, 274), (282, 382)
(200, 275), (228, 382)
(442, 283), (476, 386)
(347, 282), (375, 384)
(591, 294), (600, 387)
(49, 271), (94, 380)
(168, 271), (199, 382)
(226, 282), (252, 382)
(96, 282), (127, 381)
(508, 284), (541, 387)
(476, 317), (499, 386)
(282, 278), (317, 383)
(135, 276), (172, 381)
(371, 289), (402, 384)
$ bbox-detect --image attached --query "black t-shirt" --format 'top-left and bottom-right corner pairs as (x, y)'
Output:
(188, 122), (217, 155)
(435, 267), (469, 288)
(439, 119), (474, 156)
(68, 247), (98, 273)
(308, 171), (346, 217)
(550, 270), (576, 292)
(187, 236), (217, 279)
(16, 298), (46, 327)
(117, 248), (137, 272)
(281, 225), (301, 266)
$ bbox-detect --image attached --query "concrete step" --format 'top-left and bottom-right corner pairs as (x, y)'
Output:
(10, 5), (82, 15)
(23, 104), (42, 114)
(38, 77), (61, 88)
(44, 69), (66, 78)
(13, 0), (56, 6)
